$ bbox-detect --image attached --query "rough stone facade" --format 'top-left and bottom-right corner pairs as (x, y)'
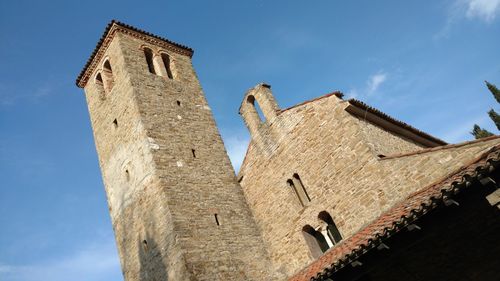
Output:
(237, 84), (500, 278)
(77, 22), (500, 281)
(78, 22), (278, 281)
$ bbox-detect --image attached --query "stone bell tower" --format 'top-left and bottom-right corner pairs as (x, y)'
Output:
(76, 21), (277, 281)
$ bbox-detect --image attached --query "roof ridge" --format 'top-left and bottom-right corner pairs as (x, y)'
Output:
(380, 135), (500, 160)
(346, 99), (447, 146)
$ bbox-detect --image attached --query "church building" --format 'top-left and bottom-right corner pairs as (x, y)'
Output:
(76, 21), (500, 281)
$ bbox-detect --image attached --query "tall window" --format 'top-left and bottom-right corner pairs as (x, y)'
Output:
(318, 211), (343, 245)
(246, 95), (266, 123)
(161, 53), (173, 79)
(144, 48), (156, 74)
(95, 72), (105, 100)
(287, 173), (311, 207)
(102, 59), (115, 92)
(302, 225), (330, 259)
(95, 72), (104, 85)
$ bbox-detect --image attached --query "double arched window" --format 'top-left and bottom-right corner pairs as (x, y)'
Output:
(287, 173), (311, 207)
(143, 47), (175, 79)
(95, 58), (115, 98)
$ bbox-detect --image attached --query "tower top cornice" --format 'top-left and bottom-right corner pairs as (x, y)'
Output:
(76, 20), (194, 88)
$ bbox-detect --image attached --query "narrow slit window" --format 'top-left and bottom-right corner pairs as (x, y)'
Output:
(144, 48), (156, 74)
(191, 149), (196, 158)
(176, 100), (181, 106)
(293, 174), (311, 202)
(161, 53), (173, 79)
(214, 214), (220, 226)
(287, 174), (311, 207)
(113, 119), (118, 128)
(142, 240), (148, 251)
(287, 179), (304, 207)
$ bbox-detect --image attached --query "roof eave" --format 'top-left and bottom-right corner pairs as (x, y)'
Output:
(75, 20), (194, 88)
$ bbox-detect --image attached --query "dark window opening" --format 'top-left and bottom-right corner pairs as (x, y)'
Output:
(214, 214), (220, 226)
(318, 211), (343, 245)
(102, 59), (115, 92)
(96, 73), (103, 85)
(302, 225), (330, 259)
(142, 240), (148, 251)
(191, 149), (196, 158)
(247, 95), (266, 123)
(144, 48), (156, 74)
(161, 53), (173, 79)
(103, 60), (113, 72)
(287, 174), (311, 207)
(113, 119), (118, 128)
(378, 154), (386, 158)
(176, 100), (181, 106)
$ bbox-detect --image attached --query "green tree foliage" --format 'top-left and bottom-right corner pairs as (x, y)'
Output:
(472, 81), (500, 139)
(471, 124), (494, 139)
(486, 81), (500, 103)
(488, 109), (500, 131)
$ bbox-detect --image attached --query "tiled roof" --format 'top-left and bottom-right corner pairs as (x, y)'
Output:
(380, 135), (500, 160)
(289, 144), (500, 281)
(76, 20), (193, 88)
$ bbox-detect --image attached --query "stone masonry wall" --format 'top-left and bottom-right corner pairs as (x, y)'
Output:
(83, 29), (279, 281)
(238, 85), (500, 278)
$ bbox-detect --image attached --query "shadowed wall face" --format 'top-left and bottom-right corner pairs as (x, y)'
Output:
(82, 25), (277, 281)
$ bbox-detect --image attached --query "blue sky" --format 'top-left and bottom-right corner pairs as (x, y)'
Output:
(1, 0), (500, 280)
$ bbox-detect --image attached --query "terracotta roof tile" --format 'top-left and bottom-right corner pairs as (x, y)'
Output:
(346, 99), (447, 146)
(288, 144), (500, 281)
(379, 135), (500, 160)
(76, 20), (193, 88)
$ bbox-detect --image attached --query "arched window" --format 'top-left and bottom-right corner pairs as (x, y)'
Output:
(95, 72), (104, 85)
(247, 95), (266, 123)
(102, 59), (115, 92)
(143, 48), (156, 74)
(302, 225), (330, 259)
(318, 211), (343, 245)
(287, 173), (311, 207)
(95, 72), (105, 100)
(161, 53), (173, 79)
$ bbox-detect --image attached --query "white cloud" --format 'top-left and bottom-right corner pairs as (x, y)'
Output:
(347, 71), (388, 100)
(465, 0), (500, 22)
(224, 135), (250, 172)
(0, 238), (122, 281)
(367, 72), (388, 94)
(436, 0), (500, 39)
